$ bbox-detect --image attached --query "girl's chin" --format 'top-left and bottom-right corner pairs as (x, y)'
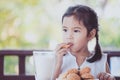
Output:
(69, 48), (80, 53)
(68, 48), (76, 53)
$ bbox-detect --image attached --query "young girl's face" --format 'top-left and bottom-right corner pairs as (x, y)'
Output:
(62, 16), (90, 53)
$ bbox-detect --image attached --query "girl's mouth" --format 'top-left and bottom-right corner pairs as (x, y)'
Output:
(67, 43), (73, 47)
(62, 43), (73, 49)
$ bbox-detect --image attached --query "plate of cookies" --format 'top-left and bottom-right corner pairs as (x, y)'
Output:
(57, 67), (99, 80)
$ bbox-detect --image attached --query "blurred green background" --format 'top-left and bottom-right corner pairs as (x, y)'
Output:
(0, 0), (120, 75)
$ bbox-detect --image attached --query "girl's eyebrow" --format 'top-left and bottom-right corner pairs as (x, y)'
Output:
(74, 27), (81, 29)
(62, 26), (68, 28)
(62, 26), (81, 29)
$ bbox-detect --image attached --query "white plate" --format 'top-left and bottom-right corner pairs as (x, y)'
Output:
(56, 78), (99, 80)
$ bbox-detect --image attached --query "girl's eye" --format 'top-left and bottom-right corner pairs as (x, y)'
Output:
(74, 30), (80, 33)
(63, 29), (67, 32)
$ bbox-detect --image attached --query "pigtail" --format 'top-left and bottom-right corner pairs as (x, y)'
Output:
(87, 31), (102, 63)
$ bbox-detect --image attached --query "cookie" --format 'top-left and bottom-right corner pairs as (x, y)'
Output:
(81, 73), (94, 79)
(67, 68), (79, 74)
(79, 67), (91, 75)
(67, 73), (81, 80)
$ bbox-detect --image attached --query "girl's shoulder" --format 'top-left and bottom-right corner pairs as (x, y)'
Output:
(91, 53), (107, 67)
(100, 53), (107, 62)
(86, 53), (107, 64)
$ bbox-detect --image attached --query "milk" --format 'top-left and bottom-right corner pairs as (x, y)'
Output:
(33, 51), (55, 80)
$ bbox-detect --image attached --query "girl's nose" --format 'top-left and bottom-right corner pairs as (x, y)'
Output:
(67, 31), (73, 39)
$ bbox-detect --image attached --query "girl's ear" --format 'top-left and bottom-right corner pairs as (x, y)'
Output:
(88, 29), (96, 41)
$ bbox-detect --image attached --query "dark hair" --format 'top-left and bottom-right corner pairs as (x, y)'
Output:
(62, 5), (102, 63)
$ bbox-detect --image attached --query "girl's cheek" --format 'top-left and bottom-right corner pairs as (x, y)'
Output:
(62, 38), (67, 43)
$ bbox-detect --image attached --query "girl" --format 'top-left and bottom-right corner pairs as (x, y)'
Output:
(52, 5), (115, 80)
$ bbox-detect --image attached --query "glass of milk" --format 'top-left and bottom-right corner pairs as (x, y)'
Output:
(33, 51), (55, 80)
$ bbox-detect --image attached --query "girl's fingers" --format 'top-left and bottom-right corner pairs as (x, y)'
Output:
(97, 72), (116, 80)
(56, 48), (68, 56)
(54, 43), (68, 66)
(97, 72), (104, 80)
(55, 43), (66, 52)
(100, 73), (105, 80)
(107, 75), (116, 80)
(55, 48), (68, 65)
(103, 73), (110, 80)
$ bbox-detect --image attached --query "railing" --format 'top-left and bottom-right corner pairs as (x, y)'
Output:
(0, 50), (120, 80)
(0, 50), (35, 80)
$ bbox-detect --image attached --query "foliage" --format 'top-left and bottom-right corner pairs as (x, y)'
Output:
(1, 0), (120, 50)
(100, 18), (120, 49)
(4, 56), (18, 75)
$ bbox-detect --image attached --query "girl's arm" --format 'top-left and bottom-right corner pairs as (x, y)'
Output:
(51, 43), (69, 80)
(106, 62), (110, 73)
(52, 63), (61, 80)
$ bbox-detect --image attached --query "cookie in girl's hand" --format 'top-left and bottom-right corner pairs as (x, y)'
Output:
(62, 43), (73, 49)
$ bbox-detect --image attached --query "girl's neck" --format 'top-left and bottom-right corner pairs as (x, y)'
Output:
(72, 47), (91, 58)
(71, 47), (91, 67)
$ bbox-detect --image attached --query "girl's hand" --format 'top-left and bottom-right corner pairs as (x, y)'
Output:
(97, 72), (116, 80)
(55, 43), (69, 66)
(52, 43), (71, 80)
